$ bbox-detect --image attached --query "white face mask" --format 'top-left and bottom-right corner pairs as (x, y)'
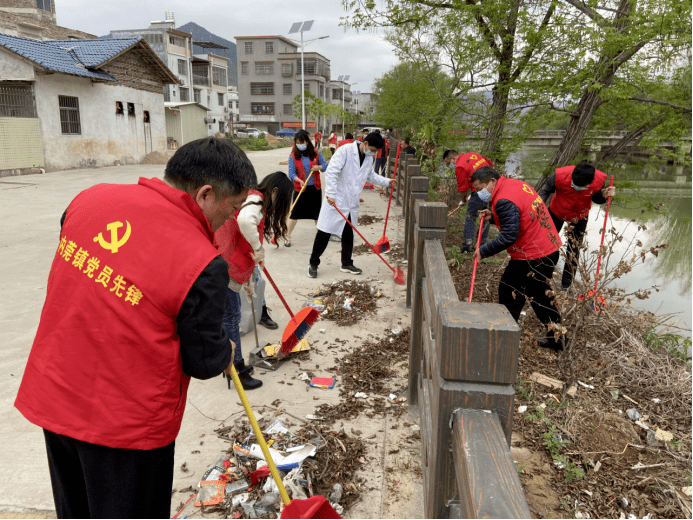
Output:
(477, 187), (492, 202)
(296, 143), (307, 151)
(365, 149), (375, 157)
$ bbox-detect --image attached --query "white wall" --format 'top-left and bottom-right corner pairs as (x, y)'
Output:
(0, 50), (35, 79)
(34, 74), (167, 171)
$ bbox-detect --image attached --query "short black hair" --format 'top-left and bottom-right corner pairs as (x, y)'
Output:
(443, 149), (457, 160)
(364, 132), (385, 149)
(572, 161), (596, 187)
(404, 137), (411, 145)
(374, 129), (381, 134)
(345, 133), (353, 140)
(471, 166), (501, 184)
(362, 128), (369, 133)
(164, 137), (256, 197)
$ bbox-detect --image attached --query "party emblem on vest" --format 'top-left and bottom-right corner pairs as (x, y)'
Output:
(522, 183), (534, 195)
(94, 221), (132, 253)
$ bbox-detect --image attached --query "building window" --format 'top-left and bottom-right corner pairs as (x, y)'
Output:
(297, 59), (316, 75)
(177, 59), (187, 75)
(163, 86), (170, 102)
(218, 93), (224, 105)
(127, 102), (135, 116)
(142, 33), (164, 45)
(207, 94), (211, 106)
(36, 0), (52, 12)
(319, 84), (324, 97)
(245, 42), (253, 54)
(115, 101), (124, 115)
(219, 121), (225, 133)
(169, 35), (184, 47)
(282, 83), (292, 95)
(255, 62), (274, 75)
(180, 88), (189, 102)
(265, 42), (274, 54)
(212, 66), (227, 87)
(281, 63), (293, 76)
(250, 82), (274, 95)
(332, 88), (342, 100)
(193, 89), (200, 104)
(0, 84), (37, 118)
(58, 95), (80, 135)
(283, 104), (292, 115)
(143, 110), (150, 123)
(241, 62), (249, 75)
(251, 102), (274, 115)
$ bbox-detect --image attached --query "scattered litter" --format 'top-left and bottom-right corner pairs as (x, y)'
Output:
(310, 377), (336, 389)
(411, 424), (420, 432)
(232, 493), (250, 506)
(195, 481), (225, 507)
(593, 461), (602, 473)
(249, 466), (271, 486)
(646, 430), (659, 446)
(626, 408), (641, 421)
(354, 392), (368, 399)
(330, 483), (343, 504)
(343, 298), (354, 311)
(225, 479), (249, 495)
(682, 487), (692, 497)
(392, 326), (403, 334)
(529, 372), (577, 396)
(305, 414), (325, 421)
(654, 428), (674, 442)
(578, 380), (595, 390)
(265, 420), (292, 437)
(635, 420), (650, 430)
(619, 497), (629, 508)
(248, 443), (317, 468)
(299, 372), (310, 381)
(518, 405), (528, 413)
(611, 389), (620, 400)
(319, 328), (326, 333)
(651, 398), (661, 403)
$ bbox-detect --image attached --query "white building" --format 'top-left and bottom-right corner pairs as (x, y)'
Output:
(0, 34), (178, 173)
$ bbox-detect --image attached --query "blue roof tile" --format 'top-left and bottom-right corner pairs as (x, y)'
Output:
(0, 34), (141, 81)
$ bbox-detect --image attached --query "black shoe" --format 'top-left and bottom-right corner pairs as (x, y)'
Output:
(537, 336), (564, 352)
(235, 363), (263, 390)
(259, 305), (278, 330)
(340, 264), (362, 275)
(308, 265), (318, 278)
(461, 243), (473, 253)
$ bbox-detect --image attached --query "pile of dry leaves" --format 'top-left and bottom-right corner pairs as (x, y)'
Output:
(311, 279), (383, 326)
(357, 214), (383, 226)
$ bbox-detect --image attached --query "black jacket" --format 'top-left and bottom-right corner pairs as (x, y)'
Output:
(479, 199), (520, 258)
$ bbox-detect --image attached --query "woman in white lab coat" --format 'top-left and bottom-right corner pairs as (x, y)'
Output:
(308, 133), (395, 278)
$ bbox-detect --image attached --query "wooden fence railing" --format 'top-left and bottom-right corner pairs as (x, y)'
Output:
(387, 137), (532, 519)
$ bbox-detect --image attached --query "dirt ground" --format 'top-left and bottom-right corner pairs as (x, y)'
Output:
(446, 229), (692, 519)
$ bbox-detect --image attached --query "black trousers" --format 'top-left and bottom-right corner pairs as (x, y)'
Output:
(43, 429), (175, 519)
(499, 250), (561, 328)
(309, 213), (354, 268)
(549, 209), (588, 289)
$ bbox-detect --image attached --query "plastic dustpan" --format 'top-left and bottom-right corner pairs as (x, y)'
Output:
(281, 496), (341, 519)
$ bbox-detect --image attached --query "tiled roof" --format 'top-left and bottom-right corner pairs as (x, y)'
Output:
(0, 34), (141, 81)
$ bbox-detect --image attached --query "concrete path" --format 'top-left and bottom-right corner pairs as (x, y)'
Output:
(0, 147), (423, 518)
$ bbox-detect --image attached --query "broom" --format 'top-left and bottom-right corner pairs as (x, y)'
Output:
(228, 365), (341, 519)
(262, 266), (320, 354)
(375, 141), (401, 254)
(332, 205), (406, 285)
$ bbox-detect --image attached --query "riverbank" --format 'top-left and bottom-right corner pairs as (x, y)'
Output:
(445, 241), (692, 518)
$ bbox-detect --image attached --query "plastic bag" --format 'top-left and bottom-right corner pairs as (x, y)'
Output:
(239, 267), (266, 336)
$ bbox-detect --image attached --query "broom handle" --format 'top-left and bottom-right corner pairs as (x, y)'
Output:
(262, 267), (296, 322)
(382, 142), (401, 237)
(593, 176), (613, 293)
(250, 293), (261, 350)
(229, 365), (292, 505)
(468, 221), (485, 303)
(289, 170), (314, 214)
(333, 205), (396, 273)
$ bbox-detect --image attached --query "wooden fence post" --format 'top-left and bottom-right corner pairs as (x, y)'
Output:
(405, 176), (429, 308)
(408, 200), (447, 406)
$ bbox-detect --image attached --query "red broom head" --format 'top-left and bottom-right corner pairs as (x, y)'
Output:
(280, 307), (320, 354)
(375, 236), (390, 254)
(393, 267), (405, 285)
(280, 496), (342, 519)
(270, 236), (277, 246)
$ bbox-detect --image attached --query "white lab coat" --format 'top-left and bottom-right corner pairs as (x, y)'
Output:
(316, 142), (391, 236)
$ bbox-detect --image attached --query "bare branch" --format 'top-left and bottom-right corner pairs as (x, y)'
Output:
(630, 96), (692, 113)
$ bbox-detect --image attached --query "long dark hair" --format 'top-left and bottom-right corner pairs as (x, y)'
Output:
(245, 172), (293, 245)
(292, 129), (317, 161)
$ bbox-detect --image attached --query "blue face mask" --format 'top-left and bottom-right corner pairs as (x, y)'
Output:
(297, 143), (307, 151)
(477, 187), (492, 202)
(571, 182), (588, 191)
(365, 149), (375, 157)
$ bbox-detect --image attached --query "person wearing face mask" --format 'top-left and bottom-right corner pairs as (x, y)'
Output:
(308, 133), (396, 278)
(285, 130), (328, 247)
(14, 137), (257, 518)
(471, 166), (564, 352)
(455, 152), (495, 252)
(539, 161), (615, 290)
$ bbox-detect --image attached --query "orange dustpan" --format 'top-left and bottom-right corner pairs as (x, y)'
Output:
(375, 141), (401, 254)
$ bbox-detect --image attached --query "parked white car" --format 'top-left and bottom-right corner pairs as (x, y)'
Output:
(237, 128), (264, 138)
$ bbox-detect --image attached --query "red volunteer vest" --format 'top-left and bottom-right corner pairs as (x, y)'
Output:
(549, 166), (607, 222)
(314, 133), (322, 144)
(215, 190), (265, 285)
(491, 176), (562, 260)
(15, 178), (221, 450)
(455, 152), (494, 193)
(337, 139), (353, 149)
(291, 154), (322, 191)
(328, 134), (337, 145)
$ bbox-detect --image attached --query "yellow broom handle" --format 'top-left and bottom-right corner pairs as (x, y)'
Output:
(289, 170), (314, 214)
(229, 366), (291, 505)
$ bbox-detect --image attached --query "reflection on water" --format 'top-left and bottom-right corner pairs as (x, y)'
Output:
(504, 146), (692, 335)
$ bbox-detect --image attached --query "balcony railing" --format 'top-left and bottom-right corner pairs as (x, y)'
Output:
(193, 75), (210, 87)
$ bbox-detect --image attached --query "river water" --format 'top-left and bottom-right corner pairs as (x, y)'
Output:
(505, 146), (692, 337)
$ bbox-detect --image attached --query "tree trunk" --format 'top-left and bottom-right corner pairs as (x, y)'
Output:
(596, 116), (665, 163)
(483, 84), (510, 159)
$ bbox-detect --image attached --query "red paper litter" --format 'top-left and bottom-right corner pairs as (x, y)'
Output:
(309, 377), (335, 389)
(250, 466), (271, 486)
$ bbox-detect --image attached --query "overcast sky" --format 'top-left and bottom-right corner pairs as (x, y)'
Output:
(57, 0), (398, 92)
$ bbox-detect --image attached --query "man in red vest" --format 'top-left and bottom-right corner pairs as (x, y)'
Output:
(14, 137), (257, 518)
(455, 152), (495, 252)
(539, 161), (615, 289)
(314, 131), (322, 148)
(337, 132), (354, 149)
(472, 167), (564, 352)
